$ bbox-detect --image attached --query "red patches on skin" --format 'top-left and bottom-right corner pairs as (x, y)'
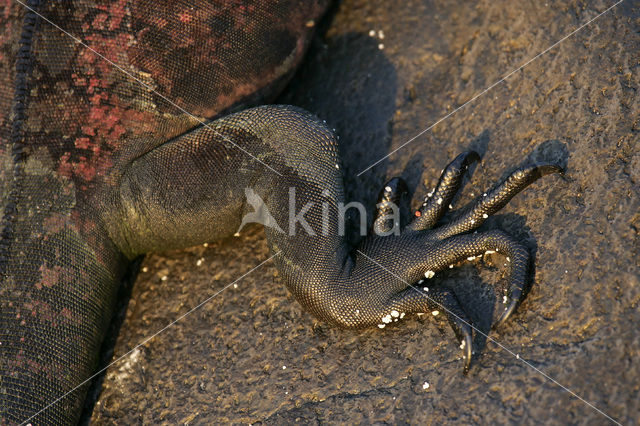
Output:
(126, 1), (327, 117)
(89, 93), (103, 105)
(109, 0), (127, 30)
(88, 77), (104, 94)
(74, 137), (91, 150)
(38, 264), (62, 289)
(155, 17), (168, 28)
(58, 152), (73, 178)
(51, 5), (168, 187)
(103, 108), (120, 130)
(22, 300), (79, 331)
(2, 0), (12, 20)
(42, 214), (68, 235)
(70, 210), (102, 257)
(71, 73), (86, 86)
(74, 159), (97, 182)
(110, 124), (126, 140)
(6, 353), (63, 381)
(60, 308), (72, 319)
(81, 125), (95, 136)
(92, 13), (109, 30)
(178, 11), (192, 23)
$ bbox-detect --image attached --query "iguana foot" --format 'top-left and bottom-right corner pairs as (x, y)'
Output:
(327, 151), (562, 373)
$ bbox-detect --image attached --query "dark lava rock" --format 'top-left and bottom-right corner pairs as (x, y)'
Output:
(91, 0), (639, 424)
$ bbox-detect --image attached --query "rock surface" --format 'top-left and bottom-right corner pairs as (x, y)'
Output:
(91, 0), (639, 424)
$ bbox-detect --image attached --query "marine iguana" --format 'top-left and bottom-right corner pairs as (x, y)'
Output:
(0, 1), (561, 423)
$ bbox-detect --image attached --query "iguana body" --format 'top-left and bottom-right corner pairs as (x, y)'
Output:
(0, 1), (560, 424)
(0, 1), (329, 423)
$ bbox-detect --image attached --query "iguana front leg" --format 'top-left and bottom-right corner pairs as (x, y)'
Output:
(108, 104), (561, 349)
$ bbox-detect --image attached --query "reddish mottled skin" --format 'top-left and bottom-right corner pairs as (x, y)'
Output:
(0, 1), (329, 424)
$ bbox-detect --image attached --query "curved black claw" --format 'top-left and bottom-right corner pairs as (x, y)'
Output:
(493, 298), (518, 329)
(445, 308), (473, 374)
(373, 177), (408, 235)
(440, 287), (473, 374)
(430, 287), (474, 374)
(408, 150), (480, 232)
(461, 328), (473, 374)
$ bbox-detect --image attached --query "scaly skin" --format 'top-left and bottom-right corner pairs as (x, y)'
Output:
(0, 1), (561, 424)
(0, 1), (329, 423)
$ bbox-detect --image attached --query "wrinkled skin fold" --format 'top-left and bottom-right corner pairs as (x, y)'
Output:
(0, 1), (561, 424)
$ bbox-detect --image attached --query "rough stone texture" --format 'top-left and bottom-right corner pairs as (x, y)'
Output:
(91, 0), (639, 424)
